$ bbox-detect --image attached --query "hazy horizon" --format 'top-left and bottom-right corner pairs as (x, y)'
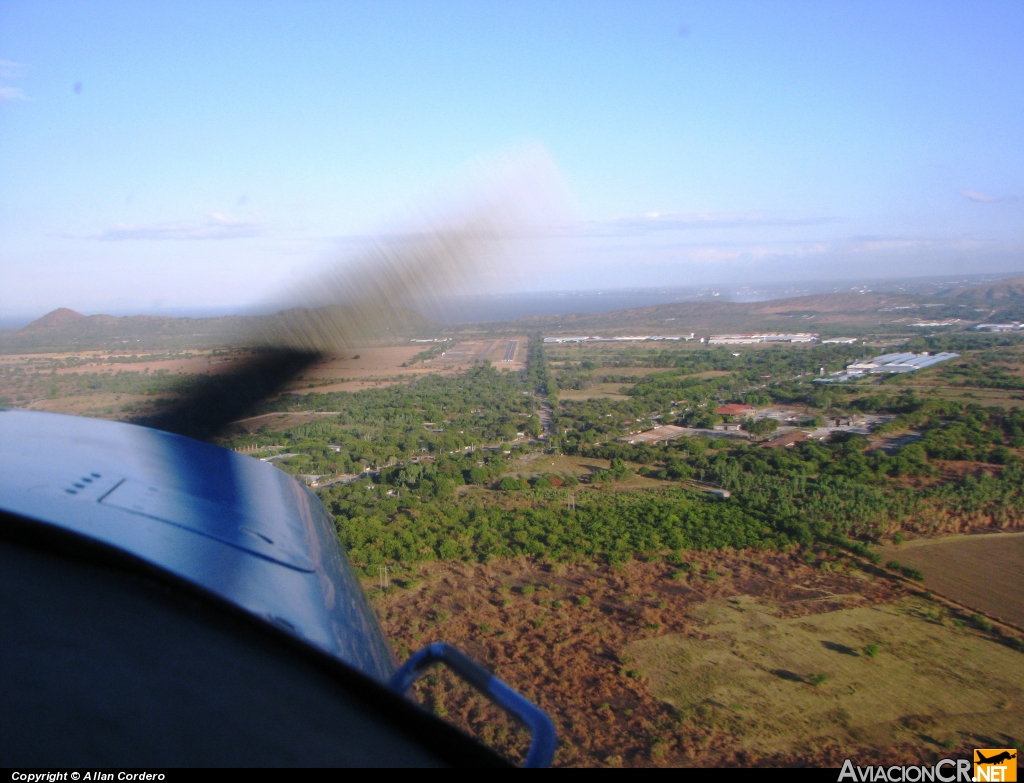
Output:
(3, 2), (1023, 318)
(2, 269), (1020, 332)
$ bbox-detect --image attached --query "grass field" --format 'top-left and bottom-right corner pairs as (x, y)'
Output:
(558, 382), (632, 401)
(499, 452), (676, 491)
(878, 532), (1024, 628)
(626, 595), (1024, 757)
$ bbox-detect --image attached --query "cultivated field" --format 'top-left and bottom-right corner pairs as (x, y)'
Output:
(878, 533), (1024, 628)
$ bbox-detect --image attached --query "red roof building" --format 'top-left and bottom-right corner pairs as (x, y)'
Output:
(763, 432), (808, 449)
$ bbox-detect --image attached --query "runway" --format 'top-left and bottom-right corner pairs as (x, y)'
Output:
(502, 340), (518, 362)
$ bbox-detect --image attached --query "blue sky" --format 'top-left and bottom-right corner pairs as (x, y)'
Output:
(2, 1), (1023, 317)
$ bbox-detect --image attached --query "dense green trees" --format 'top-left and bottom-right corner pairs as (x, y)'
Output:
(324, 482), (782, 572)
(743, 418), (779, 437)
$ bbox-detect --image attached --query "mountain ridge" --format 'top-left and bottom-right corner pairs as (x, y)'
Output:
(6, 275), (1024, 353)
(942, 275), (1024, 303)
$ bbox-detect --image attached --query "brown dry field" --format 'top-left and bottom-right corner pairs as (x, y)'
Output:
(50, 353), (242, 376)
(297, 338), (526, 394)
(878, 532), (1024, 628)
(370, 551), (1024, 767)
(0, 350), (136, 364)
(298, 345), (449, 393)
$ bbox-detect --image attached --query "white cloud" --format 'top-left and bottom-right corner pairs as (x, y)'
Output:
(0, 86), (27, 103)
(0, 60), (28, 103)
(0, 60), (28, 79)
(97, 213), (261, 241)
(959, 190), (1004, 203)
(580, 211), (840, 237)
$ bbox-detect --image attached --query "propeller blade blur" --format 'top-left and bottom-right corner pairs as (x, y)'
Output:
(133, 148), (569, 440)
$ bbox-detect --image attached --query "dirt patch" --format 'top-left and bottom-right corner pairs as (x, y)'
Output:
(878, 532), (1024, 628)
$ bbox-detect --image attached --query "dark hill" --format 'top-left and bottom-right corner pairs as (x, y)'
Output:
(19, 308), (88, 332)
(3, 310), (259, 353)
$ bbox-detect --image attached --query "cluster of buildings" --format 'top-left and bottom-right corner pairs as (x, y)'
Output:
(543, 334), (695, 343)
(708, 333), (818, 345)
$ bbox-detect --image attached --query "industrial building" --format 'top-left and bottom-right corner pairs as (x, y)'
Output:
(709, 333), (818, 345)
(845, 352), (959, 374)
(975, 323), (1023, 331)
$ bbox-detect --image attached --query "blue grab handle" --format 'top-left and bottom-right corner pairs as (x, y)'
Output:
(389, 642), (557, 768)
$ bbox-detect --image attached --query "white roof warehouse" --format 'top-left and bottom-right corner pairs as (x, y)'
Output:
(846, 352), (960, 373)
